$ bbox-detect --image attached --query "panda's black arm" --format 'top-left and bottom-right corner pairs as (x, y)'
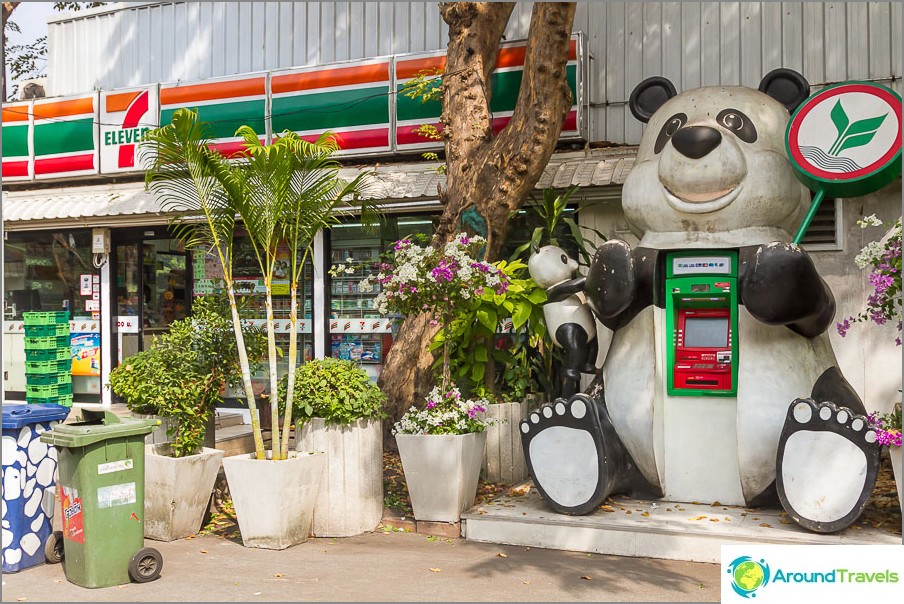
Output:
(546, 277), (586, 303)
(585, 241), (658, 331)
(738, 243), (836, 338)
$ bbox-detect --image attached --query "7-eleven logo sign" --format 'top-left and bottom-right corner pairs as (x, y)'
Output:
(100, 86), (159, 174)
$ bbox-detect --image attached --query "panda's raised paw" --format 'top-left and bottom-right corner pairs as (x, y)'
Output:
(520, 394), (612, 515)
(776, 398), (881, 533)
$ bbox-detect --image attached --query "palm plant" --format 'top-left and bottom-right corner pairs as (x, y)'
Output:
(143, 108), (371, 460)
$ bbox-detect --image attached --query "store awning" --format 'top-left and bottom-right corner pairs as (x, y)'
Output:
(2, 146), (636, 231)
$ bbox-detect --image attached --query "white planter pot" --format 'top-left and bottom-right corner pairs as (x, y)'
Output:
(222, 451), (326, 550)
(295, 418), (383, 537)
(890, 445), (902, 511)
(396, 431), (487, 523)
(482, 401), (530, 484)
(144, 445), (225, 541)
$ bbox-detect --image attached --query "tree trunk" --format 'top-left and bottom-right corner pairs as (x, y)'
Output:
(378, 2), (576, 417)
(378, 313), (440, 421)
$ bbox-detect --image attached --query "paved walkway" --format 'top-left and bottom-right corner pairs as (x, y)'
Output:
(1, 530), (721, 602)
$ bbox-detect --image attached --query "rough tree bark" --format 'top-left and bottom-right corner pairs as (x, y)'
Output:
(378, 2), (577, 420)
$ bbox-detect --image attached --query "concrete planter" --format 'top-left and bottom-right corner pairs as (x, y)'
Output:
(482, 401), (531, 484)
(396, 431), (487, 523)
(144, 445), (224, 542)
(222, 451), (326, 550)
(295, 418), (383, 537)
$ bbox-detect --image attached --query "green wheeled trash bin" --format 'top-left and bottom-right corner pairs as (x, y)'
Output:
(40, 410), (161, 588)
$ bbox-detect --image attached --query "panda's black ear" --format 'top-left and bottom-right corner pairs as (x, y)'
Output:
(758, 69), (811, 113)
(629, 77), (677, 123)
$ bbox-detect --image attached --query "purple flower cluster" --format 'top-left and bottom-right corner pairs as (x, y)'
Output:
(837, 218), (901, 345)
(867, 411), (903, 448)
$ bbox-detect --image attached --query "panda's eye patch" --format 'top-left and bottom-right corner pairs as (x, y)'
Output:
(654, 113), (688, 153)
(560, 254), (568, 264)
(716, 109), (757, 143)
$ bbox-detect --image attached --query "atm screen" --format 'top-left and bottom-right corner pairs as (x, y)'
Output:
(684, 317), (729, 348)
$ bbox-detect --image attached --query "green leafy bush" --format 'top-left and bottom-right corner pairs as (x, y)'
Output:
(280, 358), (386, 426)
(108, 295), (266, 457)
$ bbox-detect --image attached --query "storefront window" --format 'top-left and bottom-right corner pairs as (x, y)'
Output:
(194, 233), (315, 399)
(329, 215), (435, 380)
(3, 230), (102, 398)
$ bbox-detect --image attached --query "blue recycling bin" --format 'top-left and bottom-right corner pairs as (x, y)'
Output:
(2, 403), (70, 572)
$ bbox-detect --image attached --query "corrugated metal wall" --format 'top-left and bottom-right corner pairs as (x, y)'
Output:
(47, 2), (902, 145)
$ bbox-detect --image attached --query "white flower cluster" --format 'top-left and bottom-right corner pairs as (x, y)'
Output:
(392, 385), (494, 435)
(855, 240), (885, 269)
(358, 233), (503, 318)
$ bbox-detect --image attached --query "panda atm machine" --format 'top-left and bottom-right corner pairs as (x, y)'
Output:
(665, 251), (738, 396)
(660, 250), (744, 504)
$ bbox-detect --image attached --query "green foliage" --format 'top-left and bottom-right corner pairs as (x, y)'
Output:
(278, 358), (386, 426)
(431, 259), (548, 401)
(108, 295), (266, 458)
(399, 68), (443, 104)
(507, 186), (607, 266)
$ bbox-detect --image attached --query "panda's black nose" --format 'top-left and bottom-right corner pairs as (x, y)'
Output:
(671, 126), (722, 159)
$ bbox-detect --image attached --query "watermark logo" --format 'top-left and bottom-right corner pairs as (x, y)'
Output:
(727, 556), (771, 598)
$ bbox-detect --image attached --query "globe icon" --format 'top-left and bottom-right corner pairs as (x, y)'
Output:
(733, 560), (765, 592)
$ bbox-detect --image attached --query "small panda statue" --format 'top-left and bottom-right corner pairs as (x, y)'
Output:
(521, 69), (881, 533)
(527, 246), (597, 397)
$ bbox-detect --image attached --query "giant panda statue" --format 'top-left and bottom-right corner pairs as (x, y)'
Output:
(520, 69), (881, 533)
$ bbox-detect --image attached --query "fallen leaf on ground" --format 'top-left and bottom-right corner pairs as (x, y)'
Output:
(690, 515), (707, 521)
(274, 573), (284, 578)
(580, 576), (592, 581)
(641, 512), (650, 517)
(710, 518), (720, 522)
(200, 550), (208, 554)
(522, 580), (531, 585)
(600, 505), (615, 512)
(711, 501), (722, 506)
(780, 519), (794, 525)
(429, 568), (441, 573)
(497, 553), (508, 558)
(759, 523), (772, 528)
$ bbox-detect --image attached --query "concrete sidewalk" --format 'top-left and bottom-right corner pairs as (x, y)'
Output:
(1, 530), (721, 602)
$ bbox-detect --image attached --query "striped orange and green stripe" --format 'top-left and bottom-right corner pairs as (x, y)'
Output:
(271, 61), (391, 151)
(161, 76), (267, 142)
(31, 95), (97, 178)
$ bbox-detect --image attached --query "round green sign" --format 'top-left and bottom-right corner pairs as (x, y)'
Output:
(786, 81), (902, 198)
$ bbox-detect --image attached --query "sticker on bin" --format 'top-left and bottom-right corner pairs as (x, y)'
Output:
(97, 482), (136, 509)
(59, 485), (85, 544)
(97, 459), (133, 475)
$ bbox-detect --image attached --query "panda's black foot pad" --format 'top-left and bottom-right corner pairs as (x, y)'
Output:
(776, 398), (881, 533)
(519, 394), (609, 515)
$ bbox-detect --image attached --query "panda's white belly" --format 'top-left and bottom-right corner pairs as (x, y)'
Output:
(603, 305), (837, 504)
(543, 295), (597, 348)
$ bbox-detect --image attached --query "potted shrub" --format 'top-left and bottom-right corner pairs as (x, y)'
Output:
(282, 358), (386, 536)
(143, 109), (370, 548)
(868, 405), (902, 509)
(360, 233), (508, 522)
(432, 258), (547, 484)
(108, 296), (265, 542)
(393, 386), (492, 522)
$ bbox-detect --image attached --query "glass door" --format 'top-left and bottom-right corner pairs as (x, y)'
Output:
(113, 232), (190, 367)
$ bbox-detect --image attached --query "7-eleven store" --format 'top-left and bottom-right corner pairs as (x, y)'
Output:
(2, 36), (616, 410)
